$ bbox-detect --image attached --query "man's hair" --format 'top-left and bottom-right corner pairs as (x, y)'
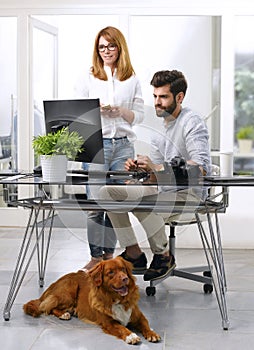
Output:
(150, 70), (188, 98)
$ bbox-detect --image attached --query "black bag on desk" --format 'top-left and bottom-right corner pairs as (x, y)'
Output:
(149, 156), (202, 186)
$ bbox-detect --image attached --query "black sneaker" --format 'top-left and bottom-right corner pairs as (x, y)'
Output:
(119, 251), (147, 272)
(143, 254), (176, 281)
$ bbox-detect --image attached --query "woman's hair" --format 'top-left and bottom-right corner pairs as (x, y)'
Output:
(150, 70), (188, 97)
(91, 26), (135, 81)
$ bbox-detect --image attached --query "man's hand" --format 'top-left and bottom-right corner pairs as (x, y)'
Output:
(125, 158), (138, 171)
(125, 156), (153, 172)
(135, 155), (154, 171)
(125, 155), (163, 172)
(187, 160), (206, 175)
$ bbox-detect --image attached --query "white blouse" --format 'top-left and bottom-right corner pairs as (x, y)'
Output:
(75, 66), (144, 142)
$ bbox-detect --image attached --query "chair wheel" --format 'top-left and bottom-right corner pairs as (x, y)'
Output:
(203, 283), (213, 294)
(203, 270), (212, 277)
(146, 286), (156, 296)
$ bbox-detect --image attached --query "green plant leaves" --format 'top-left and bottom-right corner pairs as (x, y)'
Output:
(236, 125), (254, 140)
(32, 127), (84, 160)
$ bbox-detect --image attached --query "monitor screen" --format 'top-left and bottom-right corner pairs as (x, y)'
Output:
(43, 98), (104, 164)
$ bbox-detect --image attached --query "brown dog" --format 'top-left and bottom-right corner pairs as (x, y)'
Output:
(23, 256), (161, 344)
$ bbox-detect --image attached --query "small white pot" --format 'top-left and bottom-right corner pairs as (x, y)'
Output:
(40, 155), (68, 182)
(238, 139), (253, 153)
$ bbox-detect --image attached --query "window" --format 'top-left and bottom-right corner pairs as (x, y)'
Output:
(0, 17), (17, 171)
(234, 16), (254, 174)
(0, 17), (17, 207)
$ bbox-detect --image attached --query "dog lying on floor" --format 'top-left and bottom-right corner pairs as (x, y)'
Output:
(23, 256), (161, 344)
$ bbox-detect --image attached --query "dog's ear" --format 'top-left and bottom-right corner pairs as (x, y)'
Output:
(88, 262), (104, 287)
(117, 256), (134, 277)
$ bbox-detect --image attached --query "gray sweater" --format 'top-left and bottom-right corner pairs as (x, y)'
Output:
(150, 107), (211, 197)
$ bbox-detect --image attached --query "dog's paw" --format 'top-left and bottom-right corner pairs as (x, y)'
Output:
(144, 330), (161, 343)
(125, 332), (141, 344)
(59, 312), (71, 320)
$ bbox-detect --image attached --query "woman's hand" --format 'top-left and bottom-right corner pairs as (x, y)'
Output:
(101, 105), (121, 118)
(100, 105), (134, 124)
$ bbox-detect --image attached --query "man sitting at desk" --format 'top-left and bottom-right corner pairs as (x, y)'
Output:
(100, 70), (211, 281)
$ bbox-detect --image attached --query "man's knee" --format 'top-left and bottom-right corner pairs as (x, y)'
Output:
(99, 186), (128, 201)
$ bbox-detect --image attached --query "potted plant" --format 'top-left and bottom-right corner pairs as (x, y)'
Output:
(32, 127), (84, 182)
(236, 125), (254, 153)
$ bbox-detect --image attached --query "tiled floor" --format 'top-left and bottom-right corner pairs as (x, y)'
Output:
(1, 226), (254, 350)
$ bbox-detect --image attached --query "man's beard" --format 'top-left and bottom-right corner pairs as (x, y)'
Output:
(155, 98), (177, 119)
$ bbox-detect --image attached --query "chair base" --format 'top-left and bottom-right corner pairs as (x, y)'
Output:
(144, 224), (213, 290)
(147, 265), (213, 295)
(138, 213), (230, 331)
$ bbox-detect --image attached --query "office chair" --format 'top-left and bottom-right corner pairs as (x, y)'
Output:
(140, 165), (217, 293)
(142, 164), (230, 329)
(143, 164), (226, 294)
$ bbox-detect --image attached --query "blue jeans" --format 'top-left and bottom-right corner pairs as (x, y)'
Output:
(83, 137), (134, 258)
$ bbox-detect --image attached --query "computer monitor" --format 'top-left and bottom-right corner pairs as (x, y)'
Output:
(43, 99), (104, 164)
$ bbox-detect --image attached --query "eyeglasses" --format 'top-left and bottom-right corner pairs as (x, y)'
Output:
(98, 43), (117, 52)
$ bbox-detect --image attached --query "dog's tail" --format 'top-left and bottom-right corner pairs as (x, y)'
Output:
(23, 299), (42, 317)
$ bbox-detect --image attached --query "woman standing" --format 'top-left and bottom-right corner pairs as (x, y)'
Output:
(76, 26), (144, 270)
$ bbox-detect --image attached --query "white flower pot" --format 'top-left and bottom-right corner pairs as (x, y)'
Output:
(238, 139), (253, 154)
(40, 155), (68, 182)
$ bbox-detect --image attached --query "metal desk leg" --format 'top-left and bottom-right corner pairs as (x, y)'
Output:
(3, 206), (55, 321)
(36, 209), (55, 287)
(195, 211), (230, 330)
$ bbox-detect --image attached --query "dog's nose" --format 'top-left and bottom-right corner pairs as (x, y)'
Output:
(122, 276), (129, 284)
